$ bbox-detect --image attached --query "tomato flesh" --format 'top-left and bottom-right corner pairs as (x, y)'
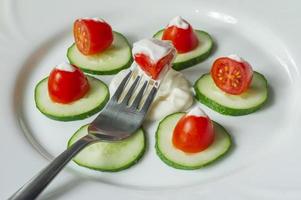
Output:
(74, 18), (113, 55)
(172, 115), (214, 153)
(162, 24), (198, 53)
(48, 66), (90, 104)
(134, 52), (174, 80)
(211, 57), (253, 95)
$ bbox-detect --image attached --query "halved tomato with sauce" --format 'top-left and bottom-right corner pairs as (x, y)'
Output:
(73, 18), (113, 55)
(211, 57), (253, 95)
(172, 115), (214, 153)
(162, 19), (198, 53)
(48, 65), (90, 104)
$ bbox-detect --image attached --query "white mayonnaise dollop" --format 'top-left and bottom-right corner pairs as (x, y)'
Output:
(167, 16), (189, 29)
(227, 54), (253, 70)
(109, 69), (193, 121)
(227, 54), (245, 63)
(81, 17), (105, 22)
(187, 106), (207, 118)
(55, 62), (76, 72)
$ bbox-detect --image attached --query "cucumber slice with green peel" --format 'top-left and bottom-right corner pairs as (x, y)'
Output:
(67, 32), (132, 75)
(156, 113), (232, 170)
(68, 125), (146, 172)
(35, 76), (109, 121)
(153, 30), (213, 70)
(194, 72), (268, 116)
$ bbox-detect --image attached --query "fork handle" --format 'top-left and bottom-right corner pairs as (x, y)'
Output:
(9, 134), (98, 200)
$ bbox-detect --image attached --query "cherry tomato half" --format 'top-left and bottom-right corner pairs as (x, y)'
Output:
(73, 18), (113, 55)
(134, 52), (174, 80)
(48, 65), (90, 104)
(172, 115), (214, 153)
(162, 24), (198, 53)
(211, 57), (253, 95)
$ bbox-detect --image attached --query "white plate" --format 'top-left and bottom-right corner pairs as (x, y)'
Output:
(1, 0), (301, 199)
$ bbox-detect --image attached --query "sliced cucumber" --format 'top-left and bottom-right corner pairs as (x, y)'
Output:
(194, 72), (268, 116)
(156, 113), (232, 170)
(67, 32), (132, 75)
(156, 113), (231, 169)
(35, 76), (109, 121)
(153, 30), (213, 70)
(68, 125), (145, 172)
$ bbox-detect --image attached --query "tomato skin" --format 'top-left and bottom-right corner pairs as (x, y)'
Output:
(162, 24), (198, 53)
(74, 18), (113, 55)
(172, 115), (214, 153)
(134, 52), (174, 80)
(48, 66), (90, 104)
(211, 57), (253, 95)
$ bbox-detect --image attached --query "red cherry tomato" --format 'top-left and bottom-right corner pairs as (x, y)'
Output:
(172, 115), (214, 153)
(134, 52), (174, 80)
(48, 66), (90, 104)
(211, 57), (253, 95)
(73, 18), (113, 55)
(162, 23), (198, 53)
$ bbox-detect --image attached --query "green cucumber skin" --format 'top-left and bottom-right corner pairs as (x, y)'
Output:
(155, 112), (232, 170)
(153, 29), (214, 71)
(67, 31), (133, 75)
(194, 72), (268, 116)
(67, 126), (146, 172)
(34, 76), (109, 121)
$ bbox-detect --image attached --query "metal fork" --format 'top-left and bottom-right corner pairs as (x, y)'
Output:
(9, 70), (158, 200)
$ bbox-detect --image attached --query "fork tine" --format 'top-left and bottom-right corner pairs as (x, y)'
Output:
(121, 75), (141, 105)
(140, 86), (158, 113)
(130, 80), (148, 109)
(111, 70), (132, 101)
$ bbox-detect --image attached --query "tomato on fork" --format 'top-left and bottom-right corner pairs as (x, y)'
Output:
(134, 52), (174, 80)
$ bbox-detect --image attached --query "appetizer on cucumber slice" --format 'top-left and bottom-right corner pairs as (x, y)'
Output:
(195, 55), (268, 115)
(68, 125), (146, 172)
(67, 18), (132, 75)
(156, 109), (232, 170)
(35, 63), (109, 121)
(153, 16), (213, 70)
